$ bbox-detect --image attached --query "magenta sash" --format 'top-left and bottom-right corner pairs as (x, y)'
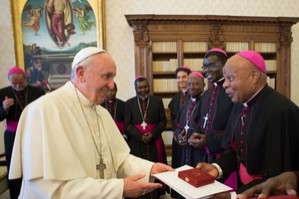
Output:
(239, 163), (262, 185)
(6, 120), (18, 132)
(115, 121), (124, 134)
(205, 147), (237, 190)
(135, 123), (166, 163)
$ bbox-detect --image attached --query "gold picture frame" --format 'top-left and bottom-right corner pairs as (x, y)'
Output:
(10, 0), (105, 90)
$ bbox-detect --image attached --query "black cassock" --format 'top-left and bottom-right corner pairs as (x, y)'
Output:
(173, 97), (206, 167)
(168, 91), (189, 168)
(193, 80), (234, 162)
(0, 85), (45, 167)
(124, 95), (167, 163)
(0, 85), (45, 199)
(217, 85), (299, 193)
(101, 98), (125, 134)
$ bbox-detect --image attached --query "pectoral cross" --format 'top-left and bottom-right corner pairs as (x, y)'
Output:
(96, 158), (106, 179)
(141, 121), (147, 130)
(184, 124), (189, 132)
(203, 113), (208, 128)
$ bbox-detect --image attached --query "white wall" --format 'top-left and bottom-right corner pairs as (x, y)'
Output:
(0, 0), (15, 153)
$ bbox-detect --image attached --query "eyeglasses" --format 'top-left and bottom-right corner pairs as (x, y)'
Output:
(201, 63), (221, 71)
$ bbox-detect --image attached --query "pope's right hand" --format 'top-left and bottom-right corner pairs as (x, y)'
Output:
(123, 174), (162, 197)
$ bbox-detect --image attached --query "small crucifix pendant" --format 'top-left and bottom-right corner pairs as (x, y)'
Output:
(203, 113), (209, 128)
(96, 158), (106, 179)
(184, 124), (189, 132)
(141, 121), (147, 130)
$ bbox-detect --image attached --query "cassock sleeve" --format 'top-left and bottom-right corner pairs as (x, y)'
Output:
(168, 93), (180, 131)
(124, 99), (143, 141)
(173, 104), (186, 141)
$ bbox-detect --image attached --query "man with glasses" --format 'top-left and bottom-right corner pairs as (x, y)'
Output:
(190, 48), (234, 163)
(189, 48), (236, 189)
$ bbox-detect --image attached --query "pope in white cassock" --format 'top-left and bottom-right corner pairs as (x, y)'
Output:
(9, 47), (173, 198)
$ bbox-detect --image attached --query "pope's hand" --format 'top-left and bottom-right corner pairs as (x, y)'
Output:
(123, 163), (173, 197)
(123, 174), (161, 197)
(150, 162), (174, 175)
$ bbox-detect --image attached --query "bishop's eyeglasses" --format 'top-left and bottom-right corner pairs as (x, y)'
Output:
(201, 62), (221, 71)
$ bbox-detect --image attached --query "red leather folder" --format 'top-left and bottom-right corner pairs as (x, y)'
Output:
(178, 168), (215, 188)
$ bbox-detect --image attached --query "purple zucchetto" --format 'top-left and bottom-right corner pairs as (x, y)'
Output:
(189, 71), (204, 79)
(237, 50), (266, 73)
(8, 66), (25, 76)
(205, 48), (228, 58)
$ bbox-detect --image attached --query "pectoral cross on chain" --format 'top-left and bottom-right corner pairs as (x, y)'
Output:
(184, 125), (189, 132)
(96, 158), (106, 179)
(141, 121), (147, 130)
(203, 113), (209, 128)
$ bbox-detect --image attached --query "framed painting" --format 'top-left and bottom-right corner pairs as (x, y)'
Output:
(11, 0), (105, 91)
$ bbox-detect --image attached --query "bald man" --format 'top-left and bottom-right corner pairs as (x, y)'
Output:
(196, 50), (299, 197)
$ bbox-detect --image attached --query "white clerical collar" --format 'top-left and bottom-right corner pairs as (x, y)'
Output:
(190, 97), (196, 102)
(181, 88), (188, 93)
(243, 85), (266, 105)
(138, 95), (149, 101)
(213, 77), (225, 86)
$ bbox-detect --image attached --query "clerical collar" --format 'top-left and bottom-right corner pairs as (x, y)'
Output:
(107, 99), (115, 103)
(243, 84), (266, 106)
(190, 97), (197, 102)
(213, 77), (225, 87)
(181, 88), (188, 93)
(138, 95), (149, 101)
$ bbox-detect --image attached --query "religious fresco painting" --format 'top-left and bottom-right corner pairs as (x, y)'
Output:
(21, 0), (97, 91)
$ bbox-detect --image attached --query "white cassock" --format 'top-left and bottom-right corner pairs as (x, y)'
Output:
(9, 81), (154, 199)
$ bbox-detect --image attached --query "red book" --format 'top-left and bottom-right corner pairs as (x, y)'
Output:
(178, 168), (215, 188)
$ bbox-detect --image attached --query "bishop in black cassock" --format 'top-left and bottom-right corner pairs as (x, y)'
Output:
(124, 76), (167, 199)
(173, 71), (205, 168)
(192, 48), (233, 163)
(210, 51), (299, 195)
(100, 82), (126, 140)
(0, 66), (45, 199)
